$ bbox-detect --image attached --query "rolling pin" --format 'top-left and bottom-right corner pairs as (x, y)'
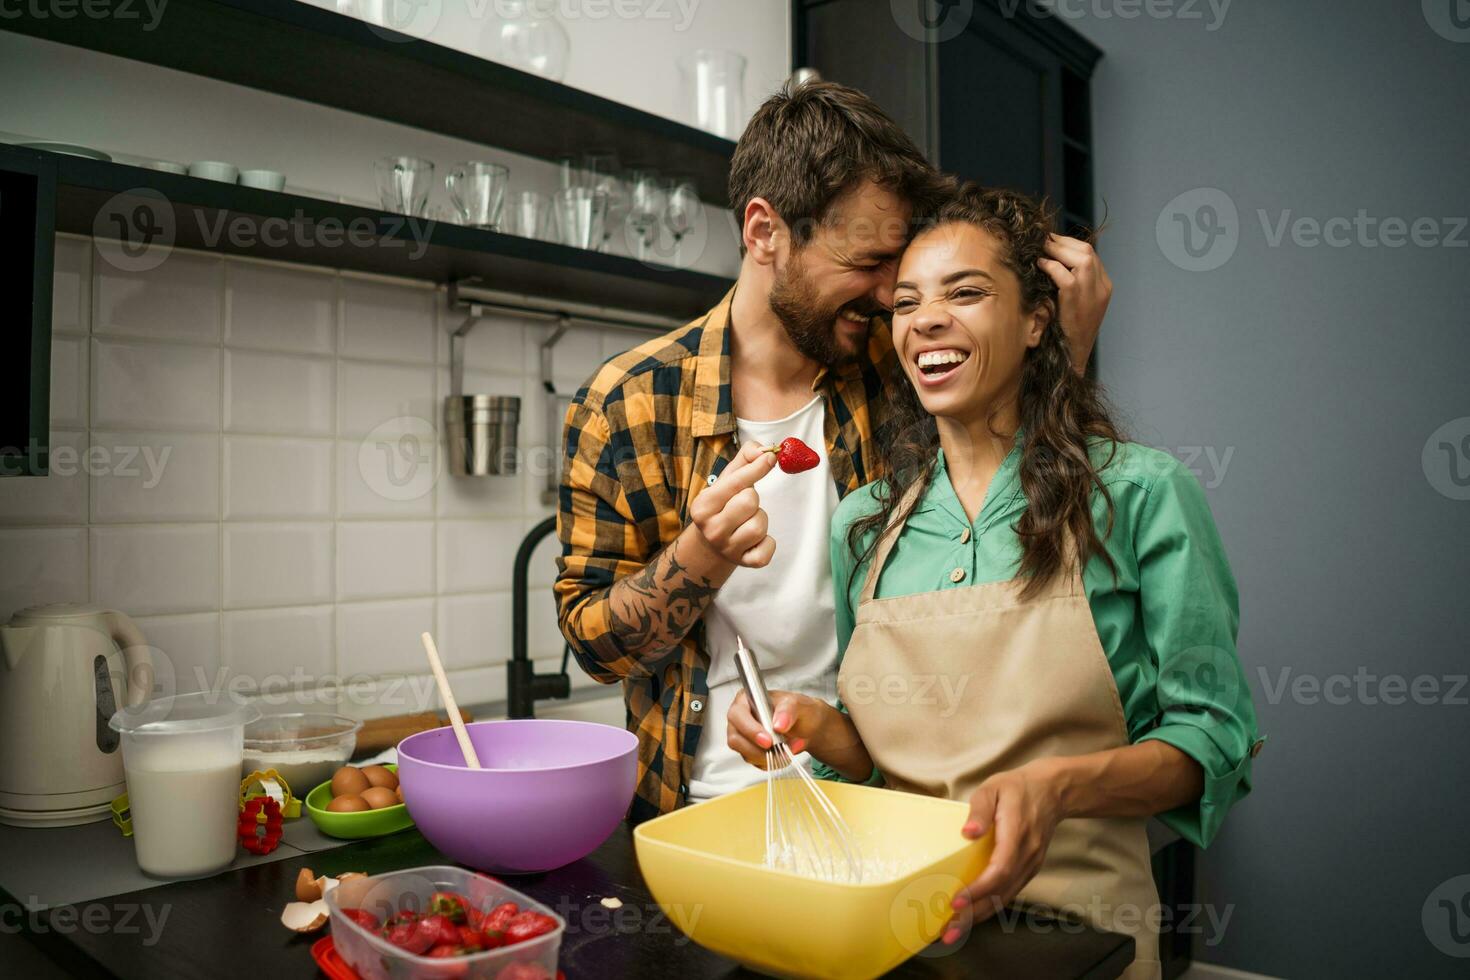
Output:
(354, 709), (474, 756)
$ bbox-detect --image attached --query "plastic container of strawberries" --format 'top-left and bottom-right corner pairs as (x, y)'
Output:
(324, 865), (564, 980)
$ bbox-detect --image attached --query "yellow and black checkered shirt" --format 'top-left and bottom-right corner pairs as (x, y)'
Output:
(555, 289), (896, 822)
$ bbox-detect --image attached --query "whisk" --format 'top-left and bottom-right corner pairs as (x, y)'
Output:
(735, 636), (865, 883)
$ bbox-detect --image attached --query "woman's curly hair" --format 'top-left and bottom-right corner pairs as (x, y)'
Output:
(847, 183), (1121, 598)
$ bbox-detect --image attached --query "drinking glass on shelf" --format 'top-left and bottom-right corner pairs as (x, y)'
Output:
(678, 49), (747, 139)
(445, 161), (510, 229)
(584, 152), (627, 252)
(626, 171), (666, 262)
(555, 186), (608, 250)
(557, 153), (586, 191)
(663, 179), (700, 267)
(373, 156), (435, 216)
(504, 190), (552, 240)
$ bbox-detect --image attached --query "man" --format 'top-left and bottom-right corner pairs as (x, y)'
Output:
(555, 81), (1111, 822)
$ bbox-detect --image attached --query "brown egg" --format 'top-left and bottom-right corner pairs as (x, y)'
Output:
(360, 765), (399, 791)
(361, 786), (399, 810)
(326, 794), (370, 813)
(331, 766), (370, 798)
(395, 786), (404, 804)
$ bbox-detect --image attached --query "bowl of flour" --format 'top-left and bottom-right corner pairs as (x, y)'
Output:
(241, 712), (363, 798)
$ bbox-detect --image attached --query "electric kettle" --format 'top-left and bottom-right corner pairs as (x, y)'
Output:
(0, 603), (153, 827)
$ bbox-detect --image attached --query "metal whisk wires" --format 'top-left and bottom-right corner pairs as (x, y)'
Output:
(734, 636), (864, 884)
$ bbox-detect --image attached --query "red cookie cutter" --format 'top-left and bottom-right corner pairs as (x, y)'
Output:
(238, 796), (284, 854)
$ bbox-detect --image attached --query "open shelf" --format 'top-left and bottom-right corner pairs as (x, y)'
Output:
(7, 144), (733, 323)
(1, 0), (736, 203)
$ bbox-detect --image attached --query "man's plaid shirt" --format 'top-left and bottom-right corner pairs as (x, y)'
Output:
(554, 288), (896, 823)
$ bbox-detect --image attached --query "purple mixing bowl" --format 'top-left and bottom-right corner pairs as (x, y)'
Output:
(396, 719), (637, 873)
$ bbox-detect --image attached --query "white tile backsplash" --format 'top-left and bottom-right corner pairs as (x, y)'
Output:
(337, 597), (435, 677)
(336, 520), (434, 600)
(93, 339), (221, 431)
(0, 430), (88, 524)
(90, 431), (220, 523)
(223, 522), (333, 608)
(133, 611), (222, 697)
(51, 236), (91, 336)
(435, 592), (511, 668)
(0, 527), (88, 619)
(9, 240), (621, 714)
(224, 436), (333, 520)
(50, 334), (88, 428)
(223, 605), (334, 687)
(224, 349), (334, 435)
(91, 524), (220, 616)
(341, 276), (436, 364)
(437, 519), (522, 594)
(94, 252), (223, 343)
(338, 360), (436, 438)
(226, 261), (336, 355)
(440, 310), (526, 374)
(337, 438), (436, 519)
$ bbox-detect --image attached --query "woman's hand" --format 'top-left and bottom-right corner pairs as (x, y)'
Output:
(944, 761), (1066, 942)
(725, 691), (876, 781)
(726, 689), (825, 766)
(1039, 234), (1111, 371)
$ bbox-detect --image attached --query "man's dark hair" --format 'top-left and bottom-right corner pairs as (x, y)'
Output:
(728, 79), (950, 247)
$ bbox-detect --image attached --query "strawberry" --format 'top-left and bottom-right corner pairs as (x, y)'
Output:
(382, 919), (434, 955)
(337, 908), (380, 931)
(502, 910), (558, 946)
(429, 890), (470, 924)
(767, 437), (820, 474)
(483, 901), (519, 934)
(418, 914), (461, 948)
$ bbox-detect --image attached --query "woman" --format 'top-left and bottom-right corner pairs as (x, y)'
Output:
(726, 184), (1261, 979)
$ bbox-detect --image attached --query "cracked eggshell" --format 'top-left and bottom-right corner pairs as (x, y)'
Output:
(295, 868), (321, 902)
(281, 899), (330, 933)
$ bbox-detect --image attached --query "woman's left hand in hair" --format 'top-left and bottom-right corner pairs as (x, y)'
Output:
(1040, 234), (1111, 372)
(944, 761), (1066, 940)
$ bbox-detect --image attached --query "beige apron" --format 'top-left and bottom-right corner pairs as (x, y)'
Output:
(837, 484), (1162, 979)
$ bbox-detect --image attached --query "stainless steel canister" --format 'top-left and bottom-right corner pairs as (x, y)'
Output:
(444, 395), (520, 476)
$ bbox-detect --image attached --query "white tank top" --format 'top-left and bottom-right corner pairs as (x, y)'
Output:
(688, 395), (840, 801)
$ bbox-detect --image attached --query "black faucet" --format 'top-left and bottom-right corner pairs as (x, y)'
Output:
(508, 515), (573, 718)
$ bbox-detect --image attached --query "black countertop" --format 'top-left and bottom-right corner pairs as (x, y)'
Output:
(10, 827), (1134, 979)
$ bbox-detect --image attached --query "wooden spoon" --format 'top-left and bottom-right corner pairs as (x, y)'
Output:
(419, 632), (482, 769)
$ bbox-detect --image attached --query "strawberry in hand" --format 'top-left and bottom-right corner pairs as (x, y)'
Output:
(765, 437), (820, 474)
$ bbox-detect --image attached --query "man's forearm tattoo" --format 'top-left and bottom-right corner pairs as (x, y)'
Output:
(606, 538), (718, 659)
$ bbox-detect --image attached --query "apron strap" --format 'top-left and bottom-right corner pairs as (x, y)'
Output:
(859, 479), (929, 604)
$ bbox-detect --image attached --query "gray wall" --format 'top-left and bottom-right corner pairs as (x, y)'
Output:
(1063, 0), (1470, 976)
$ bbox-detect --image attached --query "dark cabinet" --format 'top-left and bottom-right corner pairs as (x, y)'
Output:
(797, 0), (1101, 234)
(0, 150), (55, 477)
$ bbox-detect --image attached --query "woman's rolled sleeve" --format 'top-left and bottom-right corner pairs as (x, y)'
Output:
(1132, 459), (1261, 848)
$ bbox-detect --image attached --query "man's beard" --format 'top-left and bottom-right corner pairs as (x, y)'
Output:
(768, 252), (880, 367)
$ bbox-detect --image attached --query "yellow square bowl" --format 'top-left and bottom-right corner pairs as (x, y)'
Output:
(633, 781), (994, 980)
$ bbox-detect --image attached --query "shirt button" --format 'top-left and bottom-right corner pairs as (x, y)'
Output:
(690, 699), (704, 713)
(959, 527), (972, 543)
(706, 474), (718, 486)
(949, 567), (966, 583)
